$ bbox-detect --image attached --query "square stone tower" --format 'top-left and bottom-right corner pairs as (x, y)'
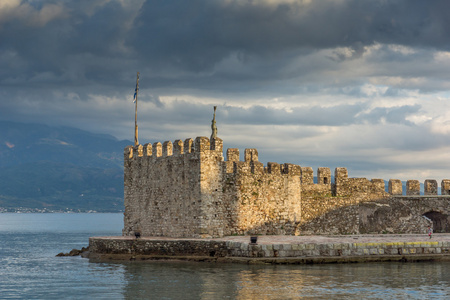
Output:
(122, 137), (224, 238)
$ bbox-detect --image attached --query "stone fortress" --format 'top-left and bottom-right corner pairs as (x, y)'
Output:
(122, 112), (450, 239)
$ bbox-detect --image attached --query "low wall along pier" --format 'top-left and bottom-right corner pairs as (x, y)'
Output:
(88, 235), (450, 263)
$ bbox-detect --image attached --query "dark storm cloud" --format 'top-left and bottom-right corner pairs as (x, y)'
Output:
(2, 0), (450, 92)
(0, 0), (138, 88)
(131, 0), (450, 74)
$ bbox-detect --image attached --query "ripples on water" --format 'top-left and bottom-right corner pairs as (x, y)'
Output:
(0, 213), (449, 299)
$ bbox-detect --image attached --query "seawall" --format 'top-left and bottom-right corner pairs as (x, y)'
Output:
(88, 234), (450, 264)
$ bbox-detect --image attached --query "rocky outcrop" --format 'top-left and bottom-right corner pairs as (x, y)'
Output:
(56, 246), (89, 257)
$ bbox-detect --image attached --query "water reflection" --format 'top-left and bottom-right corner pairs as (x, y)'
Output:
(1, 213), (448, 299)
(234, 263), (450, 299)
(121, 262), (239, 299)
(120, 261), (450, 299)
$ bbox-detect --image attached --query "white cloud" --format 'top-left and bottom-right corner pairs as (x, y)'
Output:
(387, 44), (417, 55)
(0, 0), (67, 27)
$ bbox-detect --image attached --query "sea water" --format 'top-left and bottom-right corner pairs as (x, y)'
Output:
(0, 213), (449, 299)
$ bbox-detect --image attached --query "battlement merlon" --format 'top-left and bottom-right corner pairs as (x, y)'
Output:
(301, 167), (314, 185)
(424, 179), (438, 195)
(244, 149), (258, 162)
(123, 136), (224, 161)
(443, 179), (450, 195)
(406, 180), (420, 195)
(317, 167), (331, 185)
(173, 139), (183, 154)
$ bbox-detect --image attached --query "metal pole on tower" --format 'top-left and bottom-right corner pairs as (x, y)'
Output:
(134, 72), (140, 146)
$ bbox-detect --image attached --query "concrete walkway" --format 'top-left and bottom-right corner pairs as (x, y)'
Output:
(216, 233), (450, 244)
(95, 233), (450, 244)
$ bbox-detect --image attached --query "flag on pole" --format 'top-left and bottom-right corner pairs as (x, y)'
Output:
(133, 83), (138, 103)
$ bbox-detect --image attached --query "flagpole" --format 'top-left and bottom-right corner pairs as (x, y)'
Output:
(134, 72), (140, 146)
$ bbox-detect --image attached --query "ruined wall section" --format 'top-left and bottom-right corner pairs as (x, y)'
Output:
(299, 167), (389, 235)
(123, 137), (224, 238)
(359, 178), (450, 234)
(299, 171), (450, 234)
(221, 149), (301, 236)
(359, 197), (450, 234)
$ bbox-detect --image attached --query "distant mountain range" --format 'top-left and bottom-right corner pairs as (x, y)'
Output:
(0, 121), (132, 212)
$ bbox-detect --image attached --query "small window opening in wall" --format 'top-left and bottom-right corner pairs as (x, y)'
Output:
(324, 178), (328, 184)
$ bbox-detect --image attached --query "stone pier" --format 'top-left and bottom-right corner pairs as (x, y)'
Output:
(88, 234), (450, 264)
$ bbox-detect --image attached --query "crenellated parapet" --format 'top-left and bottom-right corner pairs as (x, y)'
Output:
(124, 136), (224, 162)
(222, 148), (301, 177)
(386, 178), (450, 196)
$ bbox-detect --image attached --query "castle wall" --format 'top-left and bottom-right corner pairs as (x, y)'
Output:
(123, 136), (450, 238)
(221, 149), (301, 236)
(359, 196), (450, 234)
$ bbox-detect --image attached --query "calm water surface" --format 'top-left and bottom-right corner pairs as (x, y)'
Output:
(0, 213), (449, 299)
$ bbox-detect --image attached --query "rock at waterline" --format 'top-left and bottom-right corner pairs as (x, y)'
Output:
(56, 246), (89, 257)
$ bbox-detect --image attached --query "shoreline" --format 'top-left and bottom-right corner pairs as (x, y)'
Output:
(88, 234), (450, 264)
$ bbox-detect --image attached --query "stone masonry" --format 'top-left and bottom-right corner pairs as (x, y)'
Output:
(123, 136), (450, 238)
(89, 235), (450, 263)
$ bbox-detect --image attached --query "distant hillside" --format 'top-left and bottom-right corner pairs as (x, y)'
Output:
(0, 121), (132, 212)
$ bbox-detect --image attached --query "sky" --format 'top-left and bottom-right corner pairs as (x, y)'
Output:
(1, 0), (450, 182)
